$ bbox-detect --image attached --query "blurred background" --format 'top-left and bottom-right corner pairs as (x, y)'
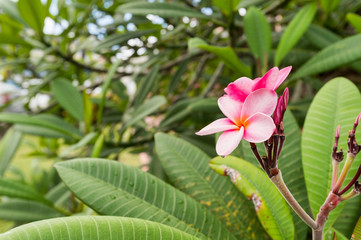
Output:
(1, 0), (361, 235)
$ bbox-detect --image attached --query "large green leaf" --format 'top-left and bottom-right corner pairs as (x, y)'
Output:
(94, 30), (155, 52)
(0, 199), (64, 222)
(51, 78), (84, 121)
(55, 158), (236, 240)
(0, 216), (202, 240)
(155, 133), (268, 240)
(0, 128), (22, 176)
(275, 3), (317, 66)
(240, 110), (309, 240)
(0, 113), (82, 139)
(0, 178), (50, 204)
(117, 2), (209, 19)
(210, 156), (295, 240)
(18, 0), (45, 33)
(302, 78), (361, 231)
(244, 7), (271, 68)
(188, 38), (251, 77)
(293, 34), (361, 78)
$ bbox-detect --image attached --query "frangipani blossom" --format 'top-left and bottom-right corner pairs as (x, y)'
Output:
(196, 89), (277, 156)
(224, 66), (292, 102)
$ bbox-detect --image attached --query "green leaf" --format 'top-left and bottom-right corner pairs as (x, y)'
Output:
(155, 133), (268, 239)
(0, 216), (203, 240)
(333, 197), (361, 238)
(240, 110), (308, 240)
(211, 0), (241, 16)
(116, 2), (209, 19)
(97, 58), (122, 126)
(0, 34), (31, 47)
(94, 30), (155, 52)
(351, 216), (361, 240)
(0, 178), (50, 204)
(188, 38), (251, 77)
(210, 156), (295, 240)
(0, 128), (22, 177)
(244, 7), (271, 68)
(302, 78), (361, 231)
(18, 0), (45, 33)
(51, 78), (84, 121)
(275, 3), (317, 66)
(45, 182), (70, 206)
(90, 134), (104, 158)
(168, 60), (189, 95)
(133, 63), (161, 107)
(55, 158), (236, 240)
(324, 228), (348, 240)
(0, 199), (64, 222)
(293, 34), (361, 78)
(321, 0), (341, 13)
(347, 13), (361, 33)
(60, 132), (98, 158)
(124, 95), (166, 129)
(0, 0), (25, 24)
(0, 113), (82, 139)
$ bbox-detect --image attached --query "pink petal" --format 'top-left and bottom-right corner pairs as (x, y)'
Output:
(224, 77), (253, 102)
(243, 113), (275, 143)
(196, 118), (238, 136)
(274, 66), (292, 90)
(252, 67), (279, 91)
(241, 88), (277, 121)
(218, 95), (243, 125)
(216, 128), (244, 156)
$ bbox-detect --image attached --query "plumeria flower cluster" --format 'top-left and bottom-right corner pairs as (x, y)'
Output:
(196, 66), (291, 167)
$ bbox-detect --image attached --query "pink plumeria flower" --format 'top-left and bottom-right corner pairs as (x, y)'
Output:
(224, 66), (292, 102)
(196, 89), (277, 156)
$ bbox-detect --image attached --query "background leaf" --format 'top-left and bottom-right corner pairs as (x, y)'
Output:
(51, 78), (84, 121)
(0, 216), (202, 240)
(347, 13), (361, 33)
(275, 3), (317, 66)
(351, 216), (361, 240)
(244, 7), (271, 68)
(0, 128), (22, 176)
(18, 0), (45, 33)
(302, 78), (361, 231)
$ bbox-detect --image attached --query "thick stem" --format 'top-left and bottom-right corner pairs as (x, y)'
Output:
(270, 171), (318, 229)
(312, 229), (323, 240)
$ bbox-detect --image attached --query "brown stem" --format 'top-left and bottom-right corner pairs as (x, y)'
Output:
(271, 171), (318, 229)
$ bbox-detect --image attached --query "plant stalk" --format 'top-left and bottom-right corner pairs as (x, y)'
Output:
(270, 170), (318, 229)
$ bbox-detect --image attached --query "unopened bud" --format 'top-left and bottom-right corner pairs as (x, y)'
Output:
(273, 97), (283, 126)
(282, 88), (289, 111)
(352, 112), (361, 134)
(335, 125), (340, 139)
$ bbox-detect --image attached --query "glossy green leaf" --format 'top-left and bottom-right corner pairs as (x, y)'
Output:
(0, 199), (64, 222)
(293, 34), (361, 78)
(51, 78), (84, 121)
(0, 178), (50, 204)
(124, 95), (166, 129)
(0, 128), (22, 177)
(133, 63), (160, 107)
(275, 3), (317, 66)
(94, 30), (154, 52)
(347, 13), (361, 33)
(155, 133), (268, 239)
(302, 78), (361, 231)
(18, 0), (45, 32)
(210, 156), (294, 240)
(117, 2), (209, 19)
(0, 113), (82, 139)
(244, 7), (271, 68)
(0, 216), (202, 240)
(189, 38), (251, 77)
(351, 216), (361, 240)
(321, 0), (341, 13)
(324, 228), (348, 240)
(334, 197), (361, 238)
(240, 110), (308, 240)
(55, 158), (236, 240)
